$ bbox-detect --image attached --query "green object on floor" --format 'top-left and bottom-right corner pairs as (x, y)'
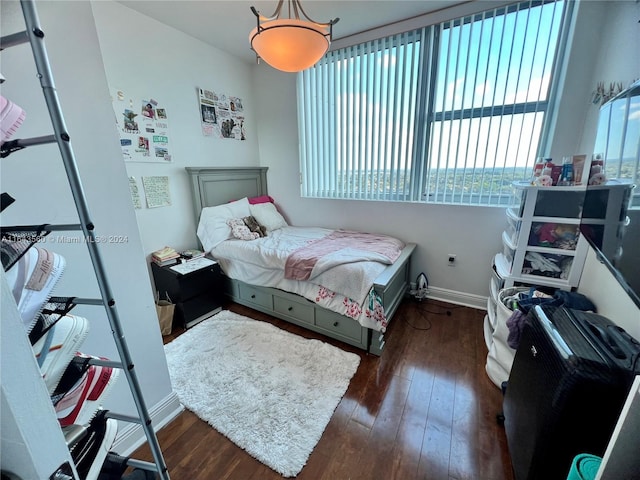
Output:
(566, 453), (602, 480)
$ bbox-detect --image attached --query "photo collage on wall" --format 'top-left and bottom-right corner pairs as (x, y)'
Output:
(112, 90), (171, 163)
(198, 87), (246, 140)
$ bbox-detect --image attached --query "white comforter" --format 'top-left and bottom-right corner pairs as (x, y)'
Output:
(211, 226), (397, 331)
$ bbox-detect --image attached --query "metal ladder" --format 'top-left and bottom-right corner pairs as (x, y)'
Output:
(1, 1), (170, 478)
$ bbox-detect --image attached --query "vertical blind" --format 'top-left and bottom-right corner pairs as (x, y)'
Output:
(297, 0), (570, 205)
(298, 30), (425, 201)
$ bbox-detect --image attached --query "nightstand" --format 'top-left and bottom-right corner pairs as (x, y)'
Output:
(151, 258), (223, 329)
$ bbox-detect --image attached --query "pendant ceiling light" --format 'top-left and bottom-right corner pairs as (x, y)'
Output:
(249, 0), (339, 73)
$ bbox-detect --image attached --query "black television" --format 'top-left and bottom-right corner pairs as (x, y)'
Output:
(580, 80), (640, 308)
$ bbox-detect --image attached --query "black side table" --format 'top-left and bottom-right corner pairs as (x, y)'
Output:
(151, 258), (223, 329)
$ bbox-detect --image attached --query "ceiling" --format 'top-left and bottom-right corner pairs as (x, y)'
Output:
(116, 0), (469, 64)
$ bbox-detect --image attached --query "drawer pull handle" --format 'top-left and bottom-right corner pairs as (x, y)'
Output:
(288, 306), (293, 311)
(333, 321), (339, 327)
(251, 294), (256, 299)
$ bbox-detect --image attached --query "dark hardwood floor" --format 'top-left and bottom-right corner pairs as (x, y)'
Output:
(133, 298), (514, 479)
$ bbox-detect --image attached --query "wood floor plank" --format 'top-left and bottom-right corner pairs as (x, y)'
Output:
(132, 300), (514, 480)
(418, 375), (455, 480)
(450, 309), (484, 479)
(355, 374), (413, 479)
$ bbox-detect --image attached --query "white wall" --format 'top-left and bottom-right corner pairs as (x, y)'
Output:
(577, 0), (640, 155)
(0, 0), (176, 458)
(90, 0), (260, 257)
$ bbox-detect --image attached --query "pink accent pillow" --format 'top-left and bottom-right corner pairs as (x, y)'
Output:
(248, 195), (274, 205)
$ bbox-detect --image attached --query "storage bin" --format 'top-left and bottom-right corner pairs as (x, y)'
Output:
(528, 221), (580, 250)
(491, 259), (506, 290)
(485, 286), (529, 387)
(511, 182), (586, 218)
(530, 188), (585, 218)
(521, 251), (573, 280)
(497, 287), (529, 322)
(502, 234), (516, 265)
(510, 185), (526, 210)
(505, 208), (522, 245)
(487, 296), (497, 329)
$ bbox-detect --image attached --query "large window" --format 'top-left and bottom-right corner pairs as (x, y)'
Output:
(297, 0), (570, 205)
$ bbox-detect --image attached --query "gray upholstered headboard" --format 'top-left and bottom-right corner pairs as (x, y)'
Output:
(185, 166), (269, 222)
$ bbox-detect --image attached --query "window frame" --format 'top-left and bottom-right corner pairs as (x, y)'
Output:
(297, 0), (572, 206)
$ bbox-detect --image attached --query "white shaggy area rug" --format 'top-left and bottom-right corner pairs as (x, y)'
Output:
(164, 310), (361, 477)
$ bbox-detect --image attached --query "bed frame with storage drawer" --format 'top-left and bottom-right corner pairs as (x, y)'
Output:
(186, 166), (415, 355)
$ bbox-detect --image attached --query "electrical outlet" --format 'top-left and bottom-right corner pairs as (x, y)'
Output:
(448, 254), (456, 266)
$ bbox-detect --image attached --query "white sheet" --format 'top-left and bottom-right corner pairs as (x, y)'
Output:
(211, 226), (393, 331)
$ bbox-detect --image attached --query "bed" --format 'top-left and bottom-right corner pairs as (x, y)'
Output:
(186, 166), (415, 355)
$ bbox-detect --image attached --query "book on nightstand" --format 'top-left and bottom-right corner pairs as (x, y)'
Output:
(153, 257), (178, 267)
(151, 246), (180, 266)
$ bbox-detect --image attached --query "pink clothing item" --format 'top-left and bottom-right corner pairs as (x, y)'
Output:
(248, 195), (275, 204)
(285, 230), (405, 281)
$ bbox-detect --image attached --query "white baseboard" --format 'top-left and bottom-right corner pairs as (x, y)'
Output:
(112, 391), (183, 456)
(422, 286), (487, 310)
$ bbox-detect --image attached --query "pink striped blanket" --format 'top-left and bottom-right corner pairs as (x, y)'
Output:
(284, 230), (405, 281)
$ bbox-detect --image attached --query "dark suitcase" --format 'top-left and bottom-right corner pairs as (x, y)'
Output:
(503, 304), (640, 480)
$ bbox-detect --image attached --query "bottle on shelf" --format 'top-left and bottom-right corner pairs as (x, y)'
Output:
(589, 153), (607, 185)
(534, 158), (554, 187)
(559, 156), (574, 186)
(533, 157), (545, 179)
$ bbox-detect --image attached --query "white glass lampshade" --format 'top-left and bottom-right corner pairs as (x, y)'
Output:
(249, 19), (330, 73)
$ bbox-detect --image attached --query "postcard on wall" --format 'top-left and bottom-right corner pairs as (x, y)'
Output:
(198, 87), (246, 140)
(142, 176), (171, 208)
(128, 176), (143, 209)
(112, 89), (172, 163)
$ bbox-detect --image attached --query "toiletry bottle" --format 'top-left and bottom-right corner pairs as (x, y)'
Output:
(560, 156), (574, 186)
(533, 158), (545, 178)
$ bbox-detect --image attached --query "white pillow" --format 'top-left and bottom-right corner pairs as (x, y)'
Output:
(197, 197), (251, 251)
(249, 202), (288, 232)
